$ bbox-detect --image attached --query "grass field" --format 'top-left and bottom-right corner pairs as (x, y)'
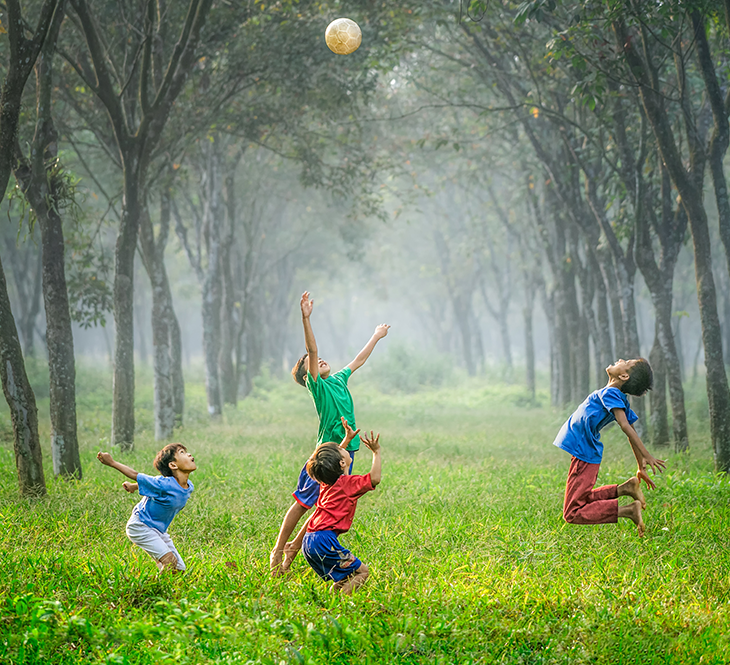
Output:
(0, 364), (729, 664)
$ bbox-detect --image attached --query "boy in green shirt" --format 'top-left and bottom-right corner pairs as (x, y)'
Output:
(270, 291), (389, 575)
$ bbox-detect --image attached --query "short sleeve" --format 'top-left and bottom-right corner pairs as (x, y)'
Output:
(600, 387), (639, 425)
(332, 367), (352, 385)
(344, 473), (374, 498)
(306, 371), (323, 397)
(137, 473), (165, 498)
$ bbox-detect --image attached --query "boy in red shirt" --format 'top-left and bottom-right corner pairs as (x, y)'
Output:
(302, 428), (382, 594)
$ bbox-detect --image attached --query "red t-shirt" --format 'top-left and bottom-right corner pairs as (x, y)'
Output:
(307, 473), (374, 534)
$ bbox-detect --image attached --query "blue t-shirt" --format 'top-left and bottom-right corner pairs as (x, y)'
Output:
(552, 386), (638, 464)
(131, 473), (194, 533)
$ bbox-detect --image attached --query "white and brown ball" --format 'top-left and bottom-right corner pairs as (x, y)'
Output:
(325, 18), (362, 55)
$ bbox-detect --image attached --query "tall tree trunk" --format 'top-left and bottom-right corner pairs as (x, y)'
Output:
(523, 277), (536, 402)
(0, 258), (46, 496)
(112, 165), (142, 450)
(218, 239), (237, 405)
(0, 0), (60, 495)
(11, 3), (81, 477)
(615, 17), (730, 470)
(139, 194), (183, 440)
(649, 323), (670, 447)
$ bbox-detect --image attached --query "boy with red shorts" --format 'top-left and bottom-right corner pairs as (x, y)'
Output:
(553, 358), (666, 536)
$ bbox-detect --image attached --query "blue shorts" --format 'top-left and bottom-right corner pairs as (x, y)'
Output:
(302, 530), (362, 582)
(293, 450), (355, 509)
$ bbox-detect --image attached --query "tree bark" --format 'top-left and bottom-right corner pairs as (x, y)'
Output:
(649, 323), (670, 448)
(615, 17), (730, 469)
(0, 258), (46, 496)
(12, 3), (81, 477)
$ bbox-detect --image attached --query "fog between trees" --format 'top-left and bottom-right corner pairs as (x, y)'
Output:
(0, 0), (728, 495)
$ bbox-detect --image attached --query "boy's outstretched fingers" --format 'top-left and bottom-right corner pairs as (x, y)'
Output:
(637, 468), (656, 490)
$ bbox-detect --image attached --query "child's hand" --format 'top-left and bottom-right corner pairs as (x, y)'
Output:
(360, 431), (381, 453)
(300, 291), (313, 318)
(374, 324), (390, 339)
(97, 451), (114, 466)
(637, 455), (666, 490)
(340, 417), (361, 447)
(122, 481), (137, 493)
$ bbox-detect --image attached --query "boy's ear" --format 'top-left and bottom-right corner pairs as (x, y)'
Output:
(168, 461), (178, 471)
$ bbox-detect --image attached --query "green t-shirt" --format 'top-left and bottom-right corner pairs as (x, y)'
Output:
(306, 367), (358, 451)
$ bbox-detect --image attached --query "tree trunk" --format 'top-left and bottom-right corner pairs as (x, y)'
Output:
(523, 278), (536, 402)
(112, 165), (142, 450)
(12, 12), (82, 478)
(139, 195), (184, 440)
(649, 323), (669, 447)
(218, 238), (237, 405)
(0, 257), (46, 496)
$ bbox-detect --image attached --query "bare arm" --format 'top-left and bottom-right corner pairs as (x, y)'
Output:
(339, 417), (361, 449)
(347, 324), (390, 374)
(97, 451), (139, 481)
(613, 409), (666, 489)
(360, 431), (382, 487)
(301, 291), (319, 381)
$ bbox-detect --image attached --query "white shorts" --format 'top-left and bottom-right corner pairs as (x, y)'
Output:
(125, 516), (186, 571)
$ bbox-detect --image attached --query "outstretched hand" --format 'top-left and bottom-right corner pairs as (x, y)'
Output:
(97, 451), (114, 466)
(300, 291), (313, 319)
(360, 431), (381, 453)
(339, 417), (361, 448)
(637, 454), (666, 490)
(374, 324), (390, 339)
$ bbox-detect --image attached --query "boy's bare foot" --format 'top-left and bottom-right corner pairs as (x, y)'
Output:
(618, 500), (645, 537)
(281, 542), (300, 573)
(618, 476), (646, 510)
(270, 548), (284, 577)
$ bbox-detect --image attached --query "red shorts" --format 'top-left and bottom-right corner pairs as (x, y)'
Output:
(563, 457), (618, 524)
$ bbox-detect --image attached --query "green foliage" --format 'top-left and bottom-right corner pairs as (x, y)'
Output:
(0, 369), (727, 663)
(363, 342), (453, 393)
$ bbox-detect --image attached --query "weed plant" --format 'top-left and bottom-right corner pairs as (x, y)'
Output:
(0, 364), (728, 664)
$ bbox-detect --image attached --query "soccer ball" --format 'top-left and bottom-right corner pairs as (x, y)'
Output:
(325, 18), (362, 55)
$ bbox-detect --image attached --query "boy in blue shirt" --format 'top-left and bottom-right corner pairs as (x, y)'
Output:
(553, 358), (666, 536)
(97, 444), (196, 572)
(269, 291), (389, 575)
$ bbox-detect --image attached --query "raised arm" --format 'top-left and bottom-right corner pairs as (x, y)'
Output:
(338, 417), (361, 449)
(347, 324), (390, 374)
(97, 451), (139, 481)
(301, 291), (319, 381)
(360, 431), (382, 487)
(613, 409), (666, 489)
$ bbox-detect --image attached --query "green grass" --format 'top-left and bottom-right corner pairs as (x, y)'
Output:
(0, 365), (728, 664)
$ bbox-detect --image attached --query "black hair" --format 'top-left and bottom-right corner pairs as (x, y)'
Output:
(154, 443), (187, 477)
(306, 443), (345, 485)
(292, 353), (308, 387)
(621, 358), (653, 396)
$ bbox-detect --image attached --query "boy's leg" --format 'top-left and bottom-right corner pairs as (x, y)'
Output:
(563, 457), (618, 524)
(270, 501), (309, 575)
(617, 476), (646, 509)
(126, 519), (183, 572)
(281, 514), (313, 572)
(159, 531), (186, 571)
(333, 563), (369, 595)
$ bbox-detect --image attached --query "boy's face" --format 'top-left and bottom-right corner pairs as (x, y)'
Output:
(308, 356), (331, 379)
(170, 448), (196, 474)
(606, 358), (638, 381)
(338, 447), (351, 475)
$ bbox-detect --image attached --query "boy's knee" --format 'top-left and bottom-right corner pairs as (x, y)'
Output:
(355, 563), (369, 579)
(563, 508), (579, 524)
(158, 551), (181, 572)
